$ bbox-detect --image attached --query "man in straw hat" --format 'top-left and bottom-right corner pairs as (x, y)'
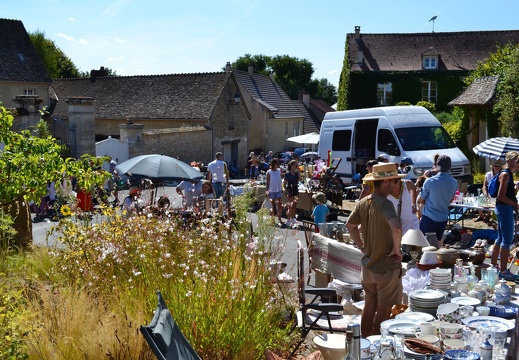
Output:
(346, 163), (406, 337)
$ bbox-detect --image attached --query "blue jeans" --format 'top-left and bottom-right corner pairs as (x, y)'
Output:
(495, 204), (515, 250)
(419, 215), (447, 242)
(213, 182), (225, 199)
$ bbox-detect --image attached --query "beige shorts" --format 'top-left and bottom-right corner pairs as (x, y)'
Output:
(362, 266), (403, 306)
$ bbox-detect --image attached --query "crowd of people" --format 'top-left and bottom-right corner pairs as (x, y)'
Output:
(345, 151), (519, 336)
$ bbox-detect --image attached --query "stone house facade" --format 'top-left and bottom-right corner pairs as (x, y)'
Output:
(51, 70), (250, 169)
(346, 26), (519, 111)
(0, 19), (52, 131)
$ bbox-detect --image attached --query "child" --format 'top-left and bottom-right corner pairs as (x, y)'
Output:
(312, 192), (329, 231)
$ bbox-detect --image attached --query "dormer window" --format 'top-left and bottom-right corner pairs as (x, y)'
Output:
(423, 56), (438, 70)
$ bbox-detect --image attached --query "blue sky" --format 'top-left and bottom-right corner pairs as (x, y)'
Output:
(2, 0), (518, 88)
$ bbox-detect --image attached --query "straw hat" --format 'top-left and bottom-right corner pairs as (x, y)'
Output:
(363, 163), (407, 181)
(493, 159), (505, 167)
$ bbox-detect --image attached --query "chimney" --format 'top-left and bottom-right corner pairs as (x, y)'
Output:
(90, 66), (108, 79)
(354, 26), (361, 41)
(248, 62), (254, 75)
(302, 92), (310, 108)
(225, 61), (231, 74)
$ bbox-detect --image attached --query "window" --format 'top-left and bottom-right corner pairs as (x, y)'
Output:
(331, 130), (352, 151)
(423, 56), (438, 70)
(422, 81), (437, 102)
(376, 82), (392, 105)
(23, 89), (34, 95)
(377, 129), (400, 156)
(293, 121), (300, 136)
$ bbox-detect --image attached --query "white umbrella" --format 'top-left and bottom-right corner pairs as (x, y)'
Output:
(473, 137), (519, 160)
(286, 132), (320, 145)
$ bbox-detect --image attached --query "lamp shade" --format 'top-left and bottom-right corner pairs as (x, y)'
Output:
(401, 229), (430, 247)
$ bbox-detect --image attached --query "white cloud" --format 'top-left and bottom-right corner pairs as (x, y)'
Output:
(114, 37), (125, 43)
(107, 55), (125, 62)
(56, 33), (75, 42)
(68, 17), (76, 22)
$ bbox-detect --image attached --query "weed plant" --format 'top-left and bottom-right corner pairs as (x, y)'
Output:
(0, 195), (296, 359)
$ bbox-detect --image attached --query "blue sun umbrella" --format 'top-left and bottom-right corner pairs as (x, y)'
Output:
(115, 154), (204, 182)
(473, 137), (519, 160)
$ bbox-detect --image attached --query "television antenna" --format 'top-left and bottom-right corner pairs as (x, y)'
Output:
(429, 16), (437, 32)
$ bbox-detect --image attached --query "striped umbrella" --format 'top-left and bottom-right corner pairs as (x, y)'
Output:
(473, 137), (519, 160)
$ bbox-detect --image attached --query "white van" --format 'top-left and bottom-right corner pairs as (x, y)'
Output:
(318, 106), (472, 183)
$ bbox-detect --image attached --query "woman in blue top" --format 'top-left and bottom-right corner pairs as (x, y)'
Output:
(492, 151), (519, 281)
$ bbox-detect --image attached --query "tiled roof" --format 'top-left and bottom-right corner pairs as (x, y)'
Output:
(448, 76), (498, 106)
(0, 18), (51, 82)
(51, 72), (230, 120)
(293, 101), (320, 133)
(310, 98), (335, 115)
(348, 30), (519, 72)
(233, 70), (304, 119)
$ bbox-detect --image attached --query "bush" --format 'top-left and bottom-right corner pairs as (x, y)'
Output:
(14, 198), (294, 359)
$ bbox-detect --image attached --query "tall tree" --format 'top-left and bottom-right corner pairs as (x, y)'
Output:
(230, 54), (337, 104)
(29, 30), (82, 78)
(231, 54), (271, 75)
(336, 37), (350, 111)
(467, 43), (519, 137)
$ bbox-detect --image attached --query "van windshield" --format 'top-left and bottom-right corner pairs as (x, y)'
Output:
(395, 126), (456, 151)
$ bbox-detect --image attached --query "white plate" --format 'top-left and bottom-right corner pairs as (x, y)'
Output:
(352, 300), (364, 310)
(450, 296), (481, 307)
(429, 268), (451, 276)
(410, 289), (446, 301)
(395, 311), (435, 322)
(461, 316), (515, 331)
(381, 319), (419, 336)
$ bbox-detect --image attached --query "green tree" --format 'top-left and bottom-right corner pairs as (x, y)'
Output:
(493, 47), (519, 136)
(336, 37), (350, 111)
(308, 78), (338, 105)
(29, 30), (82, 78)
(0, 106), (108, 245)
(230, 54), (337, 104)
(230, 54), (271, 75)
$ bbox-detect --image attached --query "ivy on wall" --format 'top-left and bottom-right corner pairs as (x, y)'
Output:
(348, 71), (468, 112)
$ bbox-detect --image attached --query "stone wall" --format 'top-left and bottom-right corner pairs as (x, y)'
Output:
(96, 118), (207, 138)
(0, 82), (50, 110)
(141, 126), (212, 165)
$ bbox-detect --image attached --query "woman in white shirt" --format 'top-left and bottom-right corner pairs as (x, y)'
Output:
(266, 158), (283, 225)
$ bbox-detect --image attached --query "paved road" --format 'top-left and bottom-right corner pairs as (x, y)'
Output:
(30, 186), (340, 280)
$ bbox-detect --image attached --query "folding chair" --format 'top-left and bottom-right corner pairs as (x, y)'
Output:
(288, 241), (346, 359)
(343, 173), (362, 200)
(140, 291), (201, 360)
(302, 220), (318, 285)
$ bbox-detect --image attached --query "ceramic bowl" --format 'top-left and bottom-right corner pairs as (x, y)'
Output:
(443, 338), (466, 351)
(443, 349), (481, 360)
(439, 323), (464, 339)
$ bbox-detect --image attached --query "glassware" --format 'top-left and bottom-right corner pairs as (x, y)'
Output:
(492, 331), (506, 360)
(343, 330), (354, 360)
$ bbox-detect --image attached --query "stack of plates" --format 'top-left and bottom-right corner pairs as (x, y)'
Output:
(429, 268), (452, 292)
(408, 289), (447, 316)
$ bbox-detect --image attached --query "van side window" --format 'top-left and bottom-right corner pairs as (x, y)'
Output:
(377, 129), (400, 155)
(332, 130), (352, 151)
